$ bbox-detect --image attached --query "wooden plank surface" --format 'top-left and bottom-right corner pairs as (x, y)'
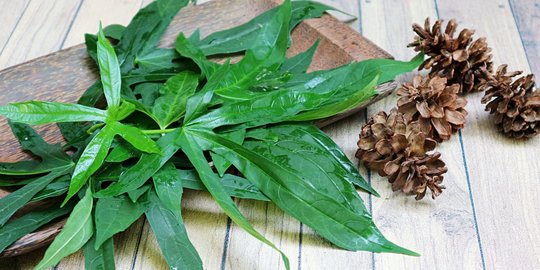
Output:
(0, 0), (539, 269)
(360, 1), (484, 269)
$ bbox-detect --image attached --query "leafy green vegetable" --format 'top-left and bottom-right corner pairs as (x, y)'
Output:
(0, 101), (107, 125)
(0, 169), (66, 226)
(245, 123), (377, 196)
(279, 39), (320, 74)
(96, 129), (182, 197)
(116, 0), (189, 72)
(179, 169), (268, 201)
(109, 122), (160, 153)
(97, 25), (122, 109)
(178, 129), (290, 269)
(152, 71), (199, 128)
(0, 203), (72, 253)
(84, 236), (116, 270)
(146, 188), (202, 270)
(194, 1), (335, 55)
(0, 0), (423, 267)
(35, 188), (94, 270)
(0, 122), (73, 176)
(64, 126), (115, 204)
(94, 194), (147, 249)
(187, 129), (417, 255)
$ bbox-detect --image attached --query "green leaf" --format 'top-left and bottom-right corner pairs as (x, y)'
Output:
(133, 83), (162, 107)
(153, 161), (183, 215)
(146, 188), (202, 270)
(289, 74), (379, 121)
(183, 61), (230, 123)
(179, 169), (269, 201)
(0, 122), (73, 176)
(84, 24), (126, 63)
(94, 194), (147, 249)
(0, 101), (107, 125)
(84, 236), (115, 270)
(35, 188), (94, 270)
(97, 25), (122, 108)
(8, 121), (70, 161)
(96, 129), (182, 197)
(0, 169), (66, 226)
(0, 160), (71, 176)
(190, 54), (422, 129)
(209, 0), (292, 101)
(0, 203), (72, 253)
(245, 123), (377, 197)
(178, 129), (290, 269)
(279, 39), (320, 74)
(103, 24), (125, 41)
(116, 0), (189, 72)
(105, 140), (140, 163)
(109, 122), (160, 153)
(64, 126), (115, 204)
(152, 71), (199, 129)
(127, 184), (151, 202)
(135, 48), (180, 72)
(175, 33), (218, 78)
(195, 1), (335, 55)
(189, 129), (418, 256)
(31, 175), (71, 202)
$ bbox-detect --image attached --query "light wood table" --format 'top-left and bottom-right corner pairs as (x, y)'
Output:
(0, 0), (538, 269)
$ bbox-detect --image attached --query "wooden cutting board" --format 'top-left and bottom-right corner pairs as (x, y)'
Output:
(0, 0), (393, 257)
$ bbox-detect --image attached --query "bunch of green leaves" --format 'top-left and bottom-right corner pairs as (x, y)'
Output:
(0, 0), (423, 269)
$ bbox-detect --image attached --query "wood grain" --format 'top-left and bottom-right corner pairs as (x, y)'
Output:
(359, 1), (484, 270)
(508, 0), (540, 75)
(437, 0), (540, 269)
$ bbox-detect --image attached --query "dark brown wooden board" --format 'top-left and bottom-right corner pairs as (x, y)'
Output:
(0, 0), (393, 257)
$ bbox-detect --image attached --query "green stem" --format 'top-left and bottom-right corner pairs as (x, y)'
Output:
(142, 128), (177, 135)
(87, 123), (105, 134)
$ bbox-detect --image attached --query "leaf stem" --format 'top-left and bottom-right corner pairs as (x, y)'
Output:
(142, 128), (177, 135)
(86, 123), (105, 134)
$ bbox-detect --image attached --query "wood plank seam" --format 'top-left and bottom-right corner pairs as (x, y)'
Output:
(456, 131), (487, 270)
(59, 0), (85, 49)
(433, 1), (488, 269)
(130, 220), (146, 270)
(507, 0), (534, 71)
(220, 218), (232, 270)
(0, 0), (31, 56)
(297, 223), (303, 270)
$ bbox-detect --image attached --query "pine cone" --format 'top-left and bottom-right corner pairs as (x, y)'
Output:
(481, 65), (540, 138)
(397, 75), (468, 142)
(408, 18), (493, 94)
(356, 109), (447, 200)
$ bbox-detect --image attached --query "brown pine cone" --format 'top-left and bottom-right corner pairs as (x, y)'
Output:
(481, 65), (540, 138)
(356, 109), (446, 200)
(397, 75), (468, 142)
(408, 18), (493, 94)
